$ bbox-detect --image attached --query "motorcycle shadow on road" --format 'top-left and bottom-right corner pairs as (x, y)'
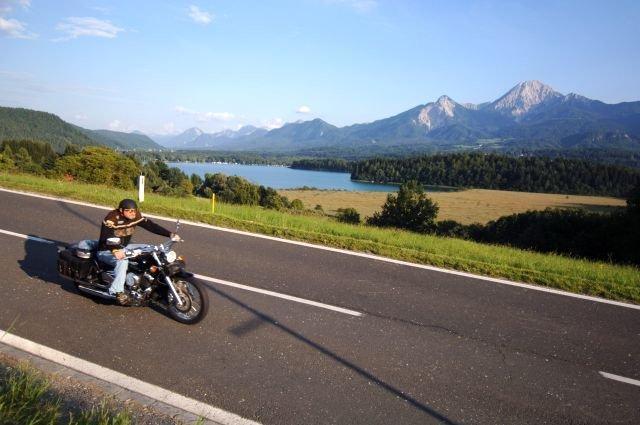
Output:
(206, 284), (459, 425)
(17, 236), (106, 304)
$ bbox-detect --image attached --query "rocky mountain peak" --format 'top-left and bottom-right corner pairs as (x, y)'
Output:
(417, 95), (458, 131)
(491, 80), (562, 118)
(436, 95), (457, 115)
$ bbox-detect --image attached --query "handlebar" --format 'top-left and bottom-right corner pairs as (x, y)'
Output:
(123, 238), (181, 259)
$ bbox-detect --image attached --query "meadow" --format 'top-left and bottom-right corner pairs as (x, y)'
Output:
(279, 189), (626, 224)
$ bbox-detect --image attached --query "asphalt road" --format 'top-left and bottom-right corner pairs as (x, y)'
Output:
(0, 189), (638, 424)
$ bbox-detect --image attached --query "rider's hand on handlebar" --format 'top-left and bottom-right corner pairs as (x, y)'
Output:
(170, 233), (183, 242)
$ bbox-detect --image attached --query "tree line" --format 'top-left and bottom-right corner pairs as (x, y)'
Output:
(290, 158), (351, 172)
(351, 153), (640, 197)
(132, 150), (301, 166)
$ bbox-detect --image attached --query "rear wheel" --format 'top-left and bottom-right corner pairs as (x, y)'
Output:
(167, 278), (209, 324)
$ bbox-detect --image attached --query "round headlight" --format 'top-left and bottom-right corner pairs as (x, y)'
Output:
(166, 250), (177, 263)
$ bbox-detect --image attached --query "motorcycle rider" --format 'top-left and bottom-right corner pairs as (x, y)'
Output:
(97, 198), (180, 305)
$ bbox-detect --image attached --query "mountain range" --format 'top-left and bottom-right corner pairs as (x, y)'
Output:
(1, 81), (639, 155)
(153, 80), (640, 153)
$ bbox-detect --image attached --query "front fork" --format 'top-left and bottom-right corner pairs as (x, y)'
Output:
(152, 252), (184, 308)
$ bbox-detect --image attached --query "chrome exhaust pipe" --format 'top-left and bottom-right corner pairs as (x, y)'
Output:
(77, 285), (116, 300)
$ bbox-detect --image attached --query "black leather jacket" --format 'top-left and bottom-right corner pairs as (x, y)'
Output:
(98, 209), (171, 252)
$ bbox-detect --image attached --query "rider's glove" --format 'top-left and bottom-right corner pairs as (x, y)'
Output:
(170, 233), (182, 242)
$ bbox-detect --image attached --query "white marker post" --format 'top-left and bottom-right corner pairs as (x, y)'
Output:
(138, 174), (145, 203)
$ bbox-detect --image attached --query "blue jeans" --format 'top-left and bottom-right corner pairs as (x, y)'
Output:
(97, 244), (148, 295)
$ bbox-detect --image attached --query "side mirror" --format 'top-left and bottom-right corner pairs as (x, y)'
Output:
(106, 237), (121, 246)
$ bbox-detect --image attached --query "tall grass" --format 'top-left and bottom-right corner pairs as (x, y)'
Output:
(0, 361), (133, 425)
(0, 362), (59, 424)
(1, 172), (638, 303)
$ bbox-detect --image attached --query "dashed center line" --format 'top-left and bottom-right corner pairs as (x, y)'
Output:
(599, 371), (640, 387)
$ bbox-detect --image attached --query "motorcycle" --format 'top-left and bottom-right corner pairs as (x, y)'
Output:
(57, 221), (209, 324)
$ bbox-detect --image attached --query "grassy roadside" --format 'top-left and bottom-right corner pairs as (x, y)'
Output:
(0, 358), (132, 424)
(1, 172), (638, 303)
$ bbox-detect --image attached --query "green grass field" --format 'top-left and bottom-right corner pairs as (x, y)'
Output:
(1, 172), (638, 304)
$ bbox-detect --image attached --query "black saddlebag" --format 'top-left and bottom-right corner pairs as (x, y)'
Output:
(57, 249), (96, 280)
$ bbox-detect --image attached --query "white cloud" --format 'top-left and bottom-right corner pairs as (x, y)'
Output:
(175, 105), (234, 122)
(107, 120), (138, 132)
(188, 5), (213, 25)
(296, 105), (311, 114)
(0, 0), (36, 38)
(202, 111), (234, 121)
(0, 16), (34, 38)
(262, 118), (284, 130)
(74, 113), (87, 120)
(0, 0), (30, 14)
(55, 17), (124, 41)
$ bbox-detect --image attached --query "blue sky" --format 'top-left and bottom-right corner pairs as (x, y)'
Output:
(1, 0), (639, 135)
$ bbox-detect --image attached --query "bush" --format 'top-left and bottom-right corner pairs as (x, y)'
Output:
(53, 146), (139, 189)
(471, 208), (640, 264)
(190, 173), (203, 193)
(627, 183), (640, 214)
(435, 220), (472, 238)
(258, 186), (285, 209)
(195, 173), (290, 209)
(196, 173), (259, 205)
(0, 151), (15, 171)
(336, 207), (360, 224)
(290, 199), (304, 210)
(141, 160), (192, 197)
(367, 180), (439, 233)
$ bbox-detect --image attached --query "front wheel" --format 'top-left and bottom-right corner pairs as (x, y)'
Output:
(167, 278), (209, 324)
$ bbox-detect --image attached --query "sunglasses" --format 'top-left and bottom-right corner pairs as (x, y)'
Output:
(123, 209), (137, 213)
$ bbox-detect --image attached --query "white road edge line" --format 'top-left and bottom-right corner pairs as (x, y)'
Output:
(1, 186), (639, 311)
(0, 330), (261, 425)
(0, 226), (364, 317)
(599, 371), (640, 387)
(194, 274), (363, 317)
(0, 228), (55, 244)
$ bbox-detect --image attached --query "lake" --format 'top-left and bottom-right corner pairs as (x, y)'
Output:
(168, 162), (398, 192)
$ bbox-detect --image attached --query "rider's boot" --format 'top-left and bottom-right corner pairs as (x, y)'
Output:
(115, 292), (130, 306)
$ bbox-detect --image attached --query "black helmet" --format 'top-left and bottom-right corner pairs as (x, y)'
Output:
(118, 198), (138, 210)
